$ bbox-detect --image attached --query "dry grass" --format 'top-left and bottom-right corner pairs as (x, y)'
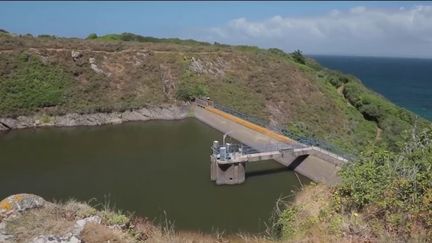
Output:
(293, 183), (332, 217)
(4, 205), (75, 242)
(275, 184), (395, 243)
(61, 199), (98, 218)
(273, 184), (343, 242)
(80, 222), (133, 243)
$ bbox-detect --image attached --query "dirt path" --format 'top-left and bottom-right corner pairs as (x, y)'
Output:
(337, 84), (345, 95)
(375, 127), (383, 142)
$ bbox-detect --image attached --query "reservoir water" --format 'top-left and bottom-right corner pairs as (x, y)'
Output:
(0, 118), (308, 233)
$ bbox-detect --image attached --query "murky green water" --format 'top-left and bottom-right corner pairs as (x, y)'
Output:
(0, 118), (309, 233)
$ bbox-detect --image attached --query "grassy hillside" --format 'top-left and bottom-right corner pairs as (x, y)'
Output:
(0, 32), (428, 154)
(276, 126), (432, 242)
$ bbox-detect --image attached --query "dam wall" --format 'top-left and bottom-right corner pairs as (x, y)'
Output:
(194, 105), (342, 185)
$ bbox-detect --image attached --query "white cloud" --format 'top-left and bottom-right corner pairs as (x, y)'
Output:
(350, 6), (367, 14)
(204, 5), (432, 57)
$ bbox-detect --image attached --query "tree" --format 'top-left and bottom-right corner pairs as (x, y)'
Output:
(291, 49), (306, 65)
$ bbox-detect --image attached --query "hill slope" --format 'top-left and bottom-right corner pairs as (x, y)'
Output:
(0, 32), (428, 153)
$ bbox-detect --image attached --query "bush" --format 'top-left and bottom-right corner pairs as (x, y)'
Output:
(86, 33), (98, 39)
(93, 32), (211, 46)
(291, 50), (306, 64)
(325, 72), (350, 88)
(175, 83), (208, 101)
(336, 126), (432, 238)
(276, 206), (300, 238)
(0, 53), (73, 117)
(268, 48), (287, 56)
(37, 34), (56, 39)
(213, 42), (229, 47)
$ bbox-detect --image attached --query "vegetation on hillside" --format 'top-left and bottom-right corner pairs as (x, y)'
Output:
(89, 32), (212, 46)
(0, 32), (429, 155)
(0, 52), (74, 117)
(276, 126), (432, 242)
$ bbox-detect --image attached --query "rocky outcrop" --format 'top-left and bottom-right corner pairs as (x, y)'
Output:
(0, 121), (10, 131)
(0, 194), (111, 243)
(71, 50), (82, 62)
(89, 57), (110, 76)
(189, 56), (227, 77)
(0, 194), (46, 218)
(0, 104), (192, 131)
(31, 216), (101, 243)
(0, 194), (47, 242)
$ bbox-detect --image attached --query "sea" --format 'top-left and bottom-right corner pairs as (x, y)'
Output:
(312, 55), (432, 121)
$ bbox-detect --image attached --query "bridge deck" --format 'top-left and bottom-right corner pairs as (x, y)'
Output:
(216, 150), (282, 164)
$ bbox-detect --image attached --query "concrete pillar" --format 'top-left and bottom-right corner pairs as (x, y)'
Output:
(210, 155), (217, 181)
(215, 162), (246, 185)
(211, 155), (246, 185)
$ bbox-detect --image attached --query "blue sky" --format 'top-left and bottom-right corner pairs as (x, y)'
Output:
(1, 1), (432, 57)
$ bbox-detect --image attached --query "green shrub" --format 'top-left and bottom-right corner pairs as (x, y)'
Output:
(213, 42), (229, 47)
(100, 210), (130, 225)
(291, 50), (306, 64)
(335, 126), (432, 238)
(175, 83), (208, 101)
(0, 53), (73, 117)
(86, 33), (98, 39)
(37, 34), (56, 39)
(93, 32), (211, 46)
(276, 206), (300, 239)
(325, 72), (350, 88)
(268, 48), (287, 56)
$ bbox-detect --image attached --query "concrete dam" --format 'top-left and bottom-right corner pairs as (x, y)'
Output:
(193, 99), (349, 185)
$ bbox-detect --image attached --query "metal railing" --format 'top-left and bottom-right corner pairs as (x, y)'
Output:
(212, 142), (303, 162)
